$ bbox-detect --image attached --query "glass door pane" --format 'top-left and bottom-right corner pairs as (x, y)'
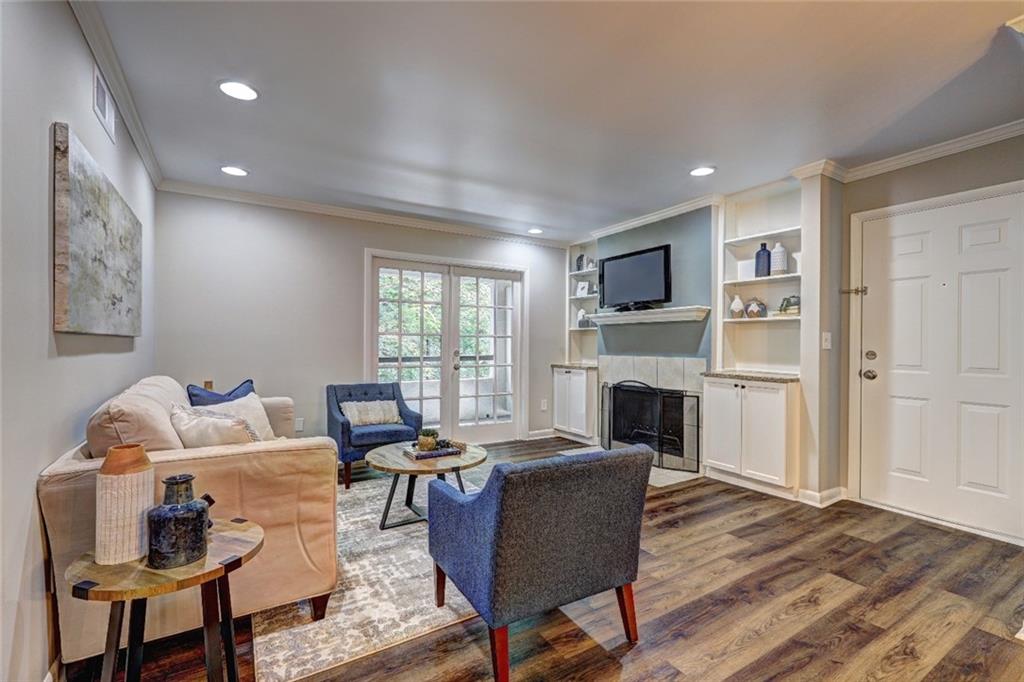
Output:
(374, 262), (445, 428)
(453, 270), (518, 441)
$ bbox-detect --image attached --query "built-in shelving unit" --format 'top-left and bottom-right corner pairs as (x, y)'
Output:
(723, 316), (801, 324)
(566, 241), (599, 365)
(718, 179), (803, 373)
(723, 273), (801, 286)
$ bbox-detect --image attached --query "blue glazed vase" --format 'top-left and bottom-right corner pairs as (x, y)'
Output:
(147, 474), (212, 569)
(755, 242), (771, 278)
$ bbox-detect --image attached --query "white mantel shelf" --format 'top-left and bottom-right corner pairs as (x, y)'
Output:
(588, 306), (711, 326)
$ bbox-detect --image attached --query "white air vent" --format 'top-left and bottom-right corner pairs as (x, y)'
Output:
(93, 64), (116, 143)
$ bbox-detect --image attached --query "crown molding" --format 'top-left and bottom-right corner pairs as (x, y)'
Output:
(589, 193), (723, 241)
(790, 159), (848, 182)
(842, 118), (1024, 183)
(70, 1), (163, 186)
(158, 180), (568, 248)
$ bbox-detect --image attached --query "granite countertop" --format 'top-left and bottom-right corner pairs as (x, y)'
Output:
(551, 362), (599, 370)
(702, 369), (800, 384)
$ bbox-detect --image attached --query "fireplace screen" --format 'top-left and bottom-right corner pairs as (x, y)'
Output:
(601, 381), (700, 472)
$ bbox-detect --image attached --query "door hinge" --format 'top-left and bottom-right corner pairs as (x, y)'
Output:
(841, 286), (868, 296)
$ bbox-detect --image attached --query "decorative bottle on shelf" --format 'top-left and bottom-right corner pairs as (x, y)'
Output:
(770, 242), (788, 275)
(729, 294), (745, 319)
(755, 242), (771, 278)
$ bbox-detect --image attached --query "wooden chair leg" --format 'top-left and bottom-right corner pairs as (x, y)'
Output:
(310, 593), (331, 621)
(615, 583), (639, 643)
(488, 625), (510, 682)
(434, 563), (446, 607)
(342, 461), (352, 489)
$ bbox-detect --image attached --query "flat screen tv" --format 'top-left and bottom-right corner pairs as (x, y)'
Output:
(599, 245), (671, 312)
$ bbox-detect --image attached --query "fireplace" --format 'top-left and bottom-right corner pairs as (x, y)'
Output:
(601, 381), (700, 472)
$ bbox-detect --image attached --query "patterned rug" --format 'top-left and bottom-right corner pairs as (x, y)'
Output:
(251, 464), (491, 682)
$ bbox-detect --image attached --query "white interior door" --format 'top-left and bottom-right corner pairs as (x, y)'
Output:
(859, 190), (1023, 540)
(371, 258), (521, 444)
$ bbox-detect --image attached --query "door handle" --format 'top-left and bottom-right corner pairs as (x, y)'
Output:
(861, 369), (877, 380)
(454, 363), (461, 371)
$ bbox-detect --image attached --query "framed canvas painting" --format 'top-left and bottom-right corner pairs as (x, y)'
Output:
(53, 122), (141, 336)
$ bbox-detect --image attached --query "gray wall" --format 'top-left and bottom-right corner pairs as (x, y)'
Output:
(596, 206), (712, 358)
(839, 135), (1024, 487)
(1, 4), (158, 679)
(154, 191), (566, 438)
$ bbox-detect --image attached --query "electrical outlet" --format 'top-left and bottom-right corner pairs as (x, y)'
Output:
(295, 417), (305, 432)
(540, 399), (548, 411)
(822, 332), (832, 350)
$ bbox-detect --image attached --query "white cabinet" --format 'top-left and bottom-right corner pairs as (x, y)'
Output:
(703, 380), (742, 472)
(552, 366), (597, 440)
(703, 377), (799, 488)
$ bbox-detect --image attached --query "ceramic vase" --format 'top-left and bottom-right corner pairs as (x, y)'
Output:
(147, 474), (211, 569)
(730, 294), (745, 319)
(418, 435), (437, 451)
(770, 242), (788, 275)
(755, 242), (771, 277)
(95, 443), (154, 565)
(745, 298), (767, 318)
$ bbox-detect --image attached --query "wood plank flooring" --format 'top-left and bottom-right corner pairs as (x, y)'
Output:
(67, 437), (1024, 681)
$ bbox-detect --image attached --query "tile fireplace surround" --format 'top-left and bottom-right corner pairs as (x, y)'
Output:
(597, 355), (707, 392)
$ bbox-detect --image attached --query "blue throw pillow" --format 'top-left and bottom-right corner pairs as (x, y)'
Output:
(187, 379), (255, 406)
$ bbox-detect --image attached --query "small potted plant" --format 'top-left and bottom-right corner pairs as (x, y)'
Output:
(418, 428), (439, 452)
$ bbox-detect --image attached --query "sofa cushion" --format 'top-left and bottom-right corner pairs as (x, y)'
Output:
(350, 423), (416, 447)
(204, 393), (276, 441)
(340, 399), (402, 426)
(170, 404), (259, 448)
(187, 379), (255, 407)
(86, 376), (189, 457)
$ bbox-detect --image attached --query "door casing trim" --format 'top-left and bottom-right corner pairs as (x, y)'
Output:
(846, 179), (1024, 502)
(363, 248), (532, 441)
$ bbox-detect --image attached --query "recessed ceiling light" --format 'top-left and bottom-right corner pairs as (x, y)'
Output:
(220, 166), (248, 177)
(528, 228), (544, 235)
(690, 166), (716, 177)
(218, 81), (258, 101)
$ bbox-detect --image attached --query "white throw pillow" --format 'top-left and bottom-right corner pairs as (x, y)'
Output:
(205, 392), (276, 441)
(170, 404), (260, 448)
(340, 400), (402, 426)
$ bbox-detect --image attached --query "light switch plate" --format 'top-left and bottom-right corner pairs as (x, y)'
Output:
(540, 399), (548, 411)
(295, 417), (305, 432)
(822, 332), (832, 350)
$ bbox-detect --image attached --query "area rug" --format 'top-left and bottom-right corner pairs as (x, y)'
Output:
(250, 465), (491, 682)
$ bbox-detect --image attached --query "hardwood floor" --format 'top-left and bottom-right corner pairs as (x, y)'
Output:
(68, 437), (1024, 681)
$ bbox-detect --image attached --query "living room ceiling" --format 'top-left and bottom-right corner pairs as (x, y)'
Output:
(96, 2), (1023, 242)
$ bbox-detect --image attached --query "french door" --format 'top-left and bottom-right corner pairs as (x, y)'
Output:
(371, 257), (521, 443)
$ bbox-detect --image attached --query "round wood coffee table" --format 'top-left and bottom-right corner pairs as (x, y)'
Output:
(365, 442), (487, 530)
(66, 517), (263, 682)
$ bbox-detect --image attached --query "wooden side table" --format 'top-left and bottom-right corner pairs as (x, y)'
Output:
(65, 518), (264, 682)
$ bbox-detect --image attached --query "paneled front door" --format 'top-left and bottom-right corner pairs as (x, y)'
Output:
(859, 190), (1023, 540)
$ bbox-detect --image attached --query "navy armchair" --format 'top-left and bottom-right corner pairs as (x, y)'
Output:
(326, 382), (423, 488)
(429, 444), (653, 681)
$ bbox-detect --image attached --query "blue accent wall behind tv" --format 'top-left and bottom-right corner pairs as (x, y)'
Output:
(596, 206), (711, 359)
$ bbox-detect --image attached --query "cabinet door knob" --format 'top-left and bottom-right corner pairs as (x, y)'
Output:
(862, 369), (878, 380)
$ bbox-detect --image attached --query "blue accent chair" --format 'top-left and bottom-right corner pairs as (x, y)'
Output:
(326, 383), (423, 489)
(428, 444), (653, 681)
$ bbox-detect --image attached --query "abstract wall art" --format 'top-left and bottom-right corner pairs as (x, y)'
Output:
(53, 122), (141, 336)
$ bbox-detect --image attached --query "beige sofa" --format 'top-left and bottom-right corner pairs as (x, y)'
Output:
(37, 376), (339, 663)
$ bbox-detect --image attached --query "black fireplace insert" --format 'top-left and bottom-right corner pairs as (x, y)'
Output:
(601, 380), (700, 473)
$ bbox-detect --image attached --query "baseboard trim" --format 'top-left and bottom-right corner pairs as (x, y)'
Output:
(797, 487), (847, 509)
(525, 429), (556, 440)
(848, 497), (1024, 548)
(704, 467), (798, 502)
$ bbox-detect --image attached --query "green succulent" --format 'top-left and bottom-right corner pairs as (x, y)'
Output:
(419, 428), (439, 438)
